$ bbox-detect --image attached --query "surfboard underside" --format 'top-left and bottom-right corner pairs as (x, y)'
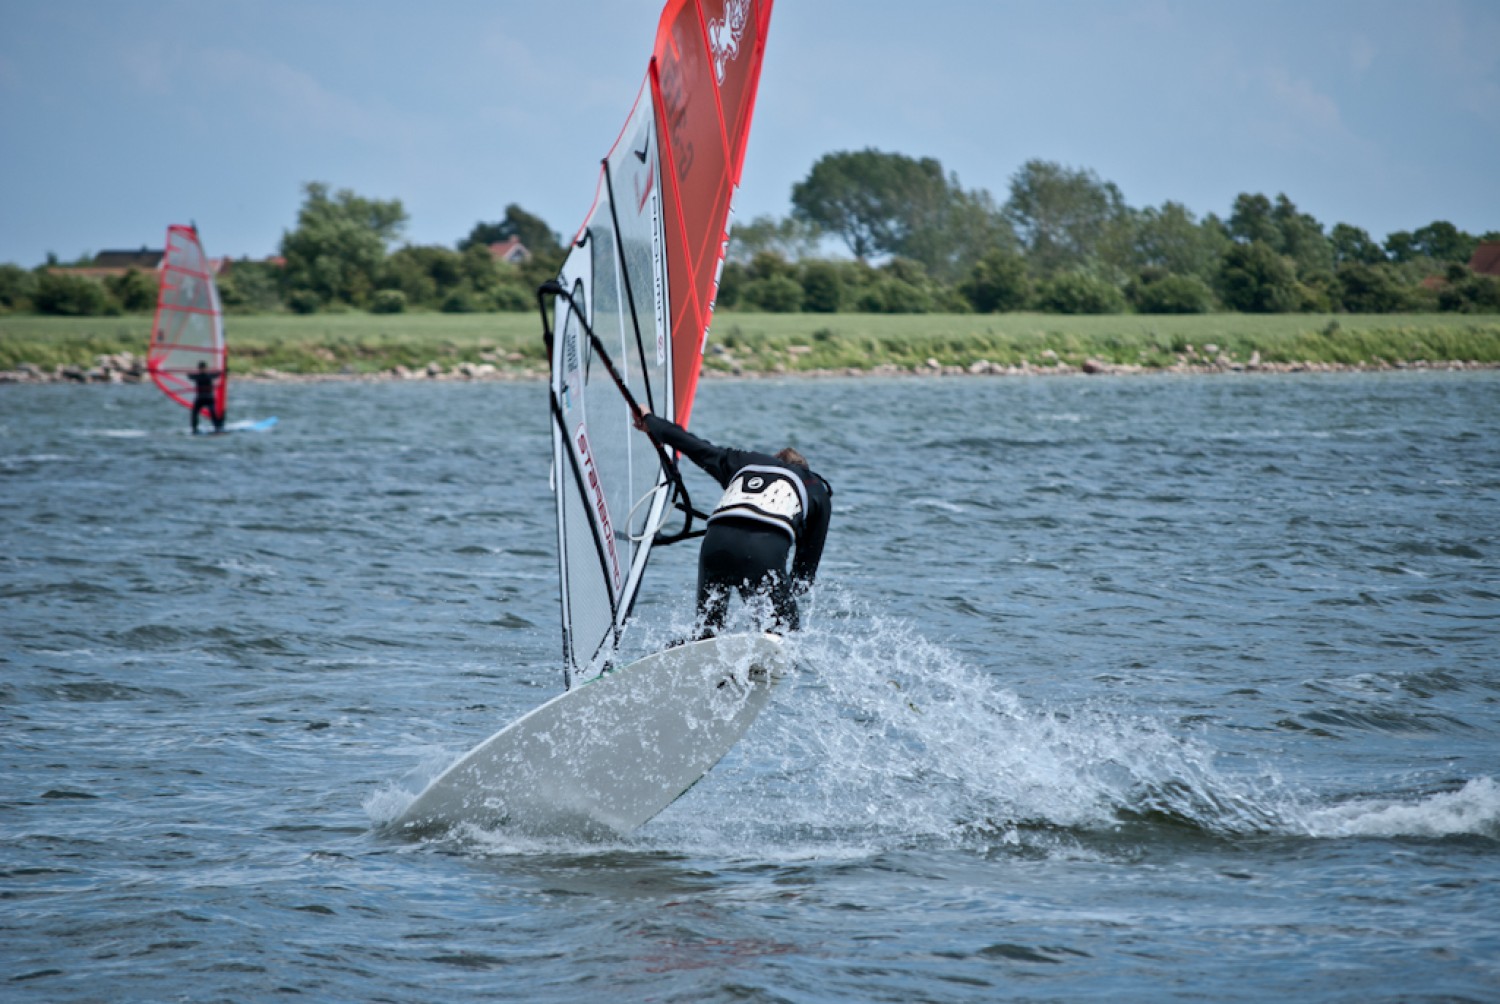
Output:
(392, 632), (786, 839)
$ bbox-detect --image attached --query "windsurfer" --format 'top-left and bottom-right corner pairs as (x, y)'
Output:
(190, 360), (224, 434)
(634, 409), (831, 636)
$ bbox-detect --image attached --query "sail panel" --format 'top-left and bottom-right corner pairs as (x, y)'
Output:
(148, 225), (226, 414)
(549, 86), (675, 683)
(652, 0), (773, 427)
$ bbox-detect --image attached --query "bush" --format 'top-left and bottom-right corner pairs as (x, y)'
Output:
(741, 274), (803, 313)
(441, 288), (477, 313)
(1132, 272), (1215, 314)
(0, 264), (37, 310)
(800, 261), (843, 313)
(286, 289), (322, 314)
(1439, 273), (1500, 313)
(855, 277), (932, 314)
(1335, 263), (1409, 313)
(960, 249), (1030, 312)
(217, 263), (286, 313)
(1218, 241), (1299, 312)
(370, 289), (407, 314)
(1035, 272), (1126, 314)
(106, 268), (157, 312)
(32, 272), (113, 316)
(490, 284), (532, 312)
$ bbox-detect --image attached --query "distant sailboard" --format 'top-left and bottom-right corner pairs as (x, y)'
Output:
(393, 0), (777, 839)
(148, 225), (276, 432)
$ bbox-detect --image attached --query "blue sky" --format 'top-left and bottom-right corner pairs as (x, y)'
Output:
(2, 0), (1497, 267)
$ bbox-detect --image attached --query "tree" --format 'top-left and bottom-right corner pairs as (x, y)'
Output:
(1003, 160), (1128, 278)
(1330, 223), (1386, 266)
(1227, 193), (1332, 277)
(1384, 230), (1420, 263)
(906, 184), (1014, 282)
(729, 214), (823, 264)
(791, 149), (956, 263)
(1130, 201), (1229, 281)
(959, 248), (1031, 313)
(280, 182), (408, 309)
(462, 204), (562, 256)
(1226, 193), (1280, 247)
(1409, 221), (1477, 264)
(1217, 241), (1300, 313)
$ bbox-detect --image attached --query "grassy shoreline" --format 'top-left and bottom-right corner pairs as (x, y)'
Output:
(3, 311), (1499, 380)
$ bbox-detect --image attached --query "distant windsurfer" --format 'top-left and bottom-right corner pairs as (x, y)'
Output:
(634, 409), (832, 636)
(190, 360), (224, 434)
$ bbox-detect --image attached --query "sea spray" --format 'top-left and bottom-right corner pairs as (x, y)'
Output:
(647, 587), (1305, 855)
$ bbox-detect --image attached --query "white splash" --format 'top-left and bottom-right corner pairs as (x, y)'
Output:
(1299, 777), (1500, 839)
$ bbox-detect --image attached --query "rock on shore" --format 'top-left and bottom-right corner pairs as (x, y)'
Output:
(1, 351), (1492, 385)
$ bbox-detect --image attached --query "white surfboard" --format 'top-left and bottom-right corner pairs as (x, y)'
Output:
(391, 632), (786, 839)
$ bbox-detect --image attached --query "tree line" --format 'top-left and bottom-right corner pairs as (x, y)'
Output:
(4, 154), (1497, 319)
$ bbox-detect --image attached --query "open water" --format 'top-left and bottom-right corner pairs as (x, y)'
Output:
(2, 372), (1498, 1003)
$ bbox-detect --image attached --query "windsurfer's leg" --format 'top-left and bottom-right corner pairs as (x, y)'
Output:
(191, 403), (201, 434)
(768, 571), (799, 634)
(696, 583), (729, 639)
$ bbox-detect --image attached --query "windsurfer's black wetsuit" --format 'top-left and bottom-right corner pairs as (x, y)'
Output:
(190, 368), (223, 434)
(643, 413), (832, 635)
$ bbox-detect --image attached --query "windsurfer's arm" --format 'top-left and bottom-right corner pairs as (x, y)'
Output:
(791, 475), (831, 591)
(640, 412), (739, 485)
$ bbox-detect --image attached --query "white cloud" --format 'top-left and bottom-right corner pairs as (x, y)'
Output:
(1262, 67), (1347, 140)
(1348, 33), (1377, 75)
(117, 40), (174, 96)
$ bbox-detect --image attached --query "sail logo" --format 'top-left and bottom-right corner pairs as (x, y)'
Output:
(576, 428), (623, 591)
(708, 0), (750, 84)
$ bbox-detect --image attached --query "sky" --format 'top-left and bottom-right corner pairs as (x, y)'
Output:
(2, 0), (1497, 267)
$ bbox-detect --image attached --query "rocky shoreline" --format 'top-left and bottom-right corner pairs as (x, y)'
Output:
(1, 349), (1494, 386)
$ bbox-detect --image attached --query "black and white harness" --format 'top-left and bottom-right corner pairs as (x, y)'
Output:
(707, 464), (809, 543)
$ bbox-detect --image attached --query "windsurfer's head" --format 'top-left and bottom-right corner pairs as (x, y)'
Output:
(776, 447), (807, 467)
(198, 361), (207, 370)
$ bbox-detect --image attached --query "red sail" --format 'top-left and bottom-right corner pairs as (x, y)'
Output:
(651, 0), (773, 427)
(148, 225), (227, 416)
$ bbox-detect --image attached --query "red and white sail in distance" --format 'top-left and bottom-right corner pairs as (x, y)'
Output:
(545, 0), (773, 684)
(148, 225), (226, 415)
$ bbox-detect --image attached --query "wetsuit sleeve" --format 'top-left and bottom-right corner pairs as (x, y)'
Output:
(643, 413), (750, 487)
(791, 473), (832, 591)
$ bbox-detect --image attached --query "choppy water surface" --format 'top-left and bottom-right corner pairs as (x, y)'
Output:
(3, 373), (1498, 1002)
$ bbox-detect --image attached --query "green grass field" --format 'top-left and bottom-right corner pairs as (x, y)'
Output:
(3, 310), (1499, 375)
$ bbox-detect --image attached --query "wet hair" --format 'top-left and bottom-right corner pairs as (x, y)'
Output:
(776, 447), (807, 467)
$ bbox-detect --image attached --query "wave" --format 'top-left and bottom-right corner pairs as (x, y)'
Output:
(372, 588), (1498, 856)
(1298, 777), (1500, 839)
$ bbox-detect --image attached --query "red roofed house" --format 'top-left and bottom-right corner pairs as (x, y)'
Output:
(1469, 241), (1500, 278)
(487, 237), (532, 265)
